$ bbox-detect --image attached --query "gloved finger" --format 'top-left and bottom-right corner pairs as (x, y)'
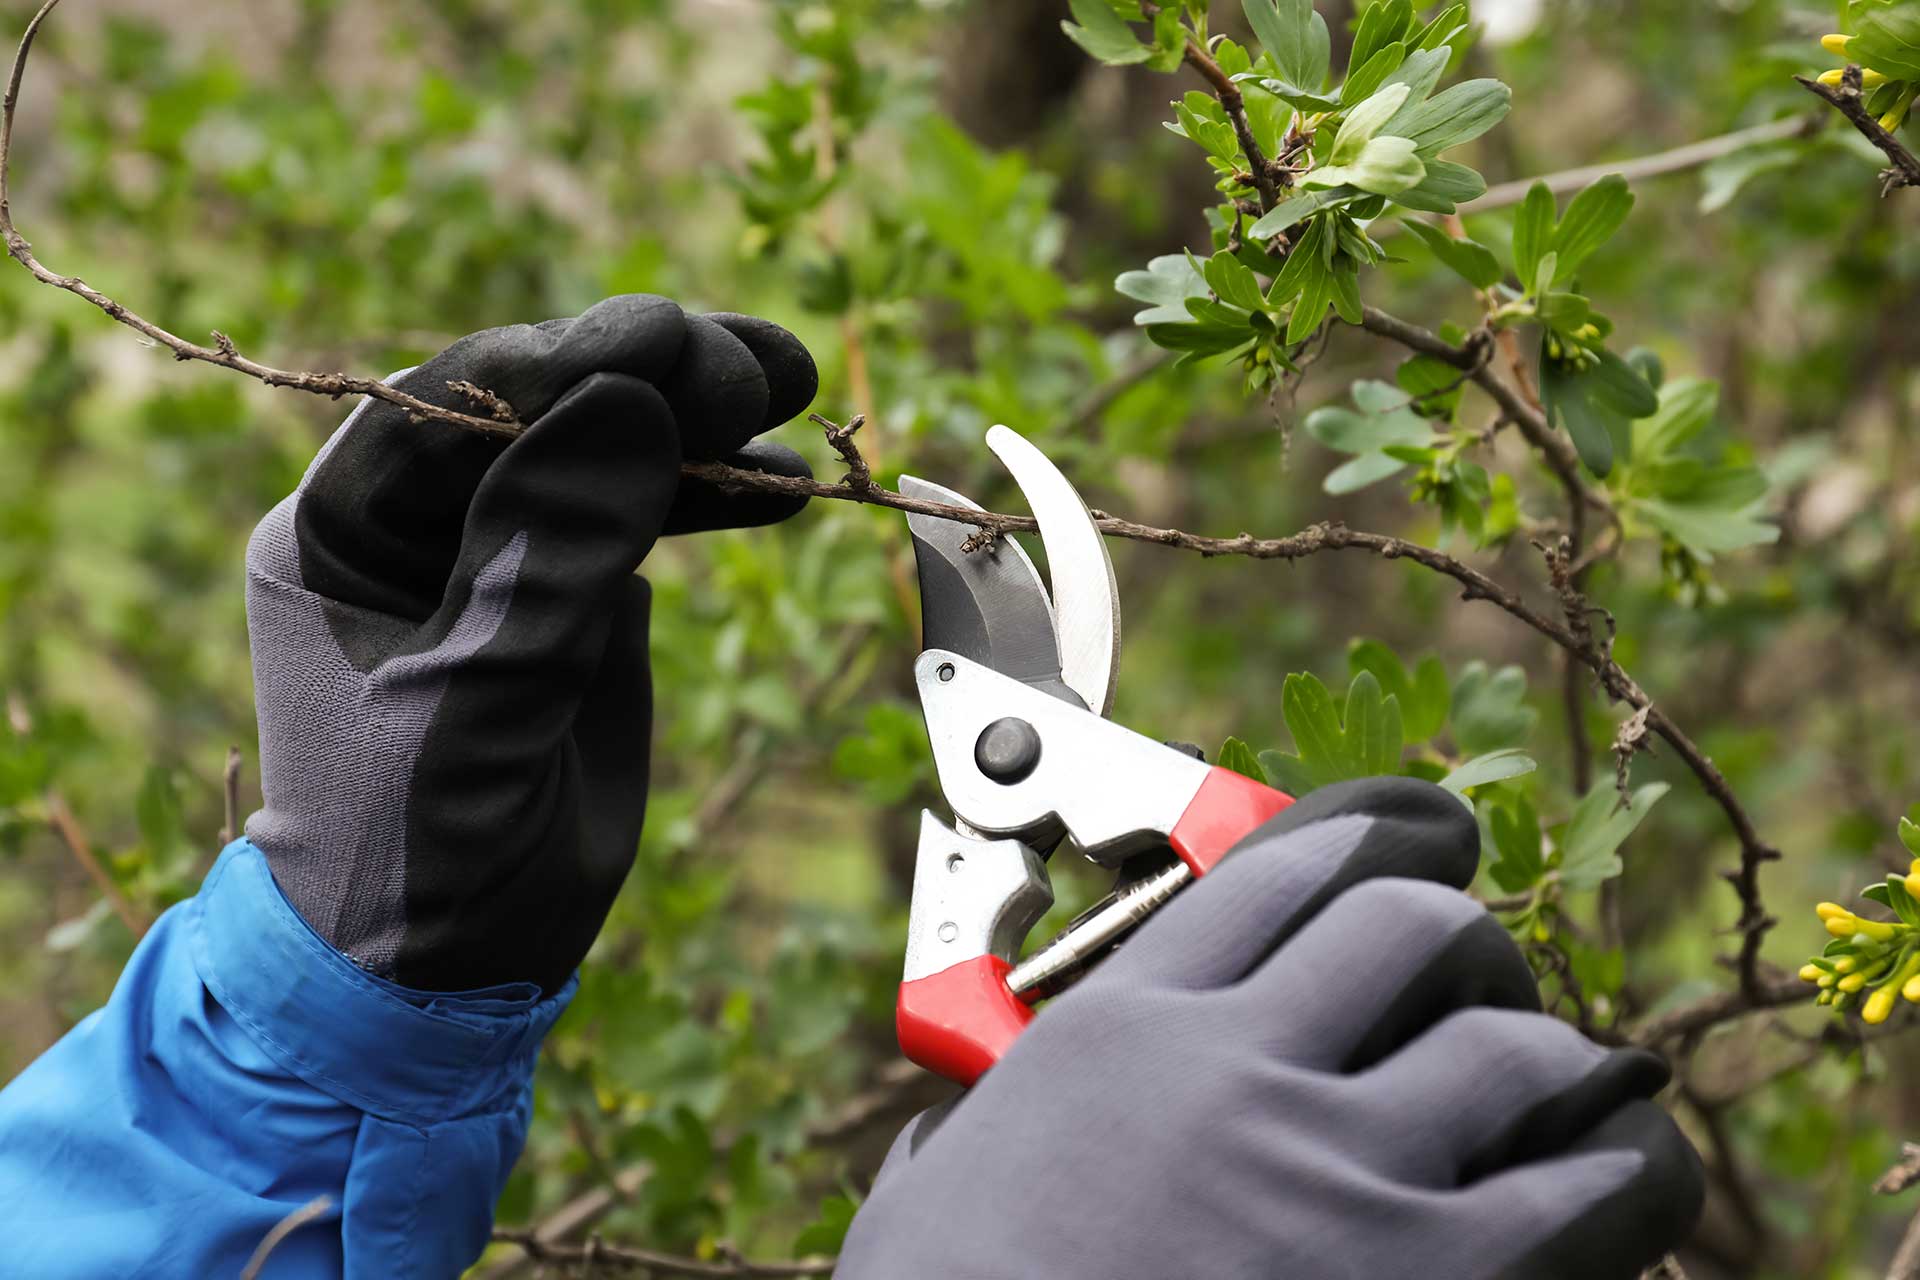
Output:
(394, 371), (680, 790)
(293, 295), (689, 623)
(1357, 1007), (1671, 1187)
(566, 575), (655, 880)
(657, 313), (811, 461)
(1456, 1100), (1704, 1280)
(1090, 777), (1478, 993)
(703, 312), (819, 432)
(662, 439), (815, 534)
(1230, 877), (1539, 1071)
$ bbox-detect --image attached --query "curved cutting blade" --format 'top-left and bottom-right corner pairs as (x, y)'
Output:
(900, 474), (1081, 708)
(985, 425), (1121, 718)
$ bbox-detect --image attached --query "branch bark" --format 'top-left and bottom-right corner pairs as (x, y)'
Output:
(1796, 68), (1920, 196)
(490, 1230), (834, 1278)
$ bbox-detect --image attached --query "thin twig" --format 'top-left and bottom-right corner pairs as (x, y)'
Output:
(1631, 974), (1805, 1047)
(44, 791), (149, 938)
(1795, 68), (1920, 196)
(1879, 1143), (1920, 1196)
(240, 1195), (333, 1280)
(490, 1228), (834, 1277)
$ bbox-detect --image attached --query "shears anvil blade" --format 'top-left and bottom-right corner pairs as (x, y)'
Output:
(985, 425), (1121, 719)
(898, 474), (1080, 707)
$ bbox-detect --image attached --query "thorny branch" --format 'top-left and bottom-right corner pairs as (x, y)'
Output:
(1795, 66), (1920, 196)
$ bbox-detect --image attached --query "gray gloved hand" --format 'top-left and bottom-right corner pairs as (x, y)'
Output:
(837, 777), (1702, 1280)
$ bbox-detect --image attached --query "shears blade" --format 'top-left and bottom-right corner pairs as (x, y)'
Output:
(899, 474), (1080, 708)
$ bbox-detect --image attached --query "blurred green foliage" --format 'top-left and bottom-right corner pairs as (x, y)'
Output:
(1, 0), (1918, 1274)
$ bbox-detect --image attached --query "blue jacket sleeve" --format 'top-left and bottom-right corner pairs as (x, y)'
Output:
(0, 839), (575, 1278)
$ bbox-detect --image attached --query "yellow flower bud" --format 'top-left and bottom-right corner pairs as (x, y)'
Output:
(1854, 917), (1898, 942)
(1801, 963), (1824, 982)
(1840, 972), (1868, 992)
(1819, 970), (1837, 988)
(1817, 990), (1834, 1006)
(1863, 69), (1889, 89)
(1880, 106), (1909, 132)
(1819, 68), (1846, 86)
(1905, 873), (1920, 899)
(1908, 856), (1920, 877)
(1822, 33), (1854, 56)
(1835, 956), (1858, 973)
(1827, 915), (1859, 937)
(1904, 974), (1920, 1003)
(1865, 986), (1897, 1024)
(1817, 902), (1851, 920)
(1532, 918), (1550, 943)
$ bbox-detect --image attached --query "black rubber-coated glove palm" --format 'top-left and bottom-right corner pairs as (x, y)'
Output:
(244, 295), (817, 994)
(838, 778), (1703, 1280)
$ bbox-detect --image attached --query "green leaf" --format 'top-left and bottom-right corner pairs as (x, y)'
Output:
(1248, 187), (1354, 238)
(1699, 144), (1802, 214)
(1341, 41), (1408, 109)
(1487, 792), (1545, 893)
(1304, 380), (1438, 492)
(1348, 0), (1413, 74)
(1885, 876), (1920, 929)
(1259, 669), (1405, 794)
(1170, 92), (1242, 162)
(1411, 2), (1470, 53)
(1632, 375), (1717, 458)
(1243, 0), (1329, 88)
(1540, 352), (1616, 477)
(1288, 259), (1336, 340)
(794, 1195), (858, 1257)
(1116, 253), (1210, 324)
(1394, 79), (1511, 157)
(1511, 181), (1555, 294)
(1344, 669), (1405, 777)
(1451, 661), (1537, 755)
(1588, 347), (1659, 418)
(1854, 6), (1920, 82)
(1390, 158), (1486, 212)
(1399, 218), (1500, 288)
(1203, 249), (1267, 311)
(1441, 748), (1537, 801)
(1379, 46), (1451, 131)
(1559, 782), (1669, 892)
(1269, 215), (1331, 301)
(1146, 5), (1190, 71)
(1635, 495), (1779, 557)
(1551, 174), (1633, 281)
(1902, 816), (1920, 857)
(1062, 0), (1153, 65)
(1217, 736), (1267, 782)
(1308, 134), (1425, 194)
(1347, 638), (1449, 742)
(1330, 81), (1413, 164)
(1863, 883), (1896, 910)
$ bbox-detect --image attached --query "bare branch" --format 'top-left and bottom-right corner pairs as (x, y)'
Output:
(1879, 1143), (1920, 1197)
(491, 1229), (833, 1277)
(217, 745), (242, 848)
(1795, 69), (1920, 195)
(1631, 974), (1805, 1047)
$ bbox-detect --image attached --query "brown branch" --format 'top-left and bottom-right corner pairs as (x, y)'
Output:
(812, 411), (872, 493)
(1893, 1212), (1920, 1280)
(491, 1230), (833, 1278)
(1631, 973), (1804, 1047)
(1796, 68), (1920, 196)
(44, 791), (150, 938)
(1164, 15), (1283, 210)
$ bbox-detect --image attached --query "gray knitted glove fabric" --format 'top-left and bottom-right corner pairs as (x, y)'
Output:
(837, 778), (1702, 1280)
(244, 295), (816, 995)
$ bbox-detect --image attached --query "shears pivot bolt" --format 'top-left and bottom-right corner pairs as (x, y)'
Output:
(975, 717), (1042, 785)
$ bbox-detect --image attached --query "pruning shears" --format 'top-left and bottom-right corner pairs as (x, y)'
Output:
(895, 425), (1295, 1086)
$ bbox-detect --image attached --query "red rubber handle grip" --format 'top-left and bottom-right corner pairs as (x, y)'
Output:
(897, 954), (1034, 1087)
(1168, 765), (1295, 876)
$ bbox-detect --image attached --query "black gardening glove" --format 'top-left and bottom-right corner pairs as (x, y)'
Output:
(838, 778), (1704, 1280)
(244, 295), (817, 994)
